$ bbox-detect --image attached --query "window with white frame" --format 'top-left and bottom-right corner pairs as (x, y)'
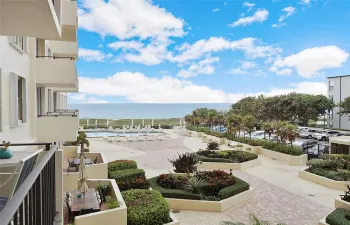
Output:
(8, 36), (27, 53)
(10, 73), (27, 127)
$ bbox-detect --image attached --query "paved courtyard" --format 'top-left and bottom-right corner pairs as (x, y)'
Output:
(89, 133), (340, 225)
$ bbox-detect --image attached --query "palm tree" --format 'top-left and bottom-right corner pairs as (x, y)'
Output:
(207, 110), (218, 129)
(76, 132), (90, 156)
(272, 121), (287, 142)
(184, 114), (194, 126)
(262, 122), (273, 140)
(243, 115), (256, 139)
(284, 124), (298, 147)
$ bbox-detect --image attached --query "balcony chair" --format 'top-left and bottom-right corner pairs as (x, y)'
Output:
(93, 157), (98, 164)
(0, 150), (42, 212)
(67, 158), (78, 172)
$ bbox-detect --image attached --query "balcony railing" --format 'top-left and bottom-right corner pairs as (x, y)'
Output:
(38, 110), (78, 118)
(0, 144), (58, 225)
(36, 55), (75, 60)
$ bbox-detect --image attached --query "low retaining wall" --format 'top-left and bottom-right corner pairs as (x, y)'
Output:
(74, 179), (127, 225)
(166, 213), (180, 225)
(260, 148), (307, 166)
(335, 196), (350, 211)
(63, 152), (108, 191)
(166, 188), (254, 212)
(299, 169), (350, 190)
(197, 158), (261, 170)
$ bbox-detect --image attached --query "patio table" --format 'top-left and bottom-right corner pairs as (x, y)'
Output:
(70, 189), (100, 215)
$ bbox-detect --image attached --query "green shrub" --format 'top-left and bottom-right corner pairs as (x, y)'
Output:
(196, 170), (235, 196)
(156, 174), (188, 189)
(236, 144), (243, 147)
(109, 169), (145, 181)
(149, 177), (201, 200)
(326, 208), (350, 225)
(105, 196), (119, 209)
(218, 178), (250, 200)
(116, 177), (150, 191)
(96, 183), (110, 201)
(207, 141), (219, 150)
(108, 160), (137, 172)
(195, 150), (258, 163)
(327, 154), (350, 170)
(168, 153), (199, 173)
(122, 189), (171, 225)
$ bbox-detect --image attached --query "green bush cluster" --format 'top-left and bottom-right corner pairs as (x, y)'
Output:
(187, 126), (304, 156)
(108, 160), (137, 171)
(195, 150), (258, 163)
(306, 157), (350, 181)
(149, 172), (249, 201)
(122, 189), (171, 225)
(108, 160), (150, 191)
(326, 208), (350, 225)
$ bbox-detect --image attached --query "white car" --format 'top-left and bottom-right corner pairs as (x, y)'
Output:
(312, 130), (340, 141)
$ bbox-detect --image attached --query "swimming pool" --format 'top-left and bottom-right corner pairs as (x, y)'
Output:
(85, 131), (162, 138)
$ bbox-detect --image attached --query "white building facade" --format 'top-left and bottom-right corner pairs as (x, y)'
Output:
(327, 75), (350, 130)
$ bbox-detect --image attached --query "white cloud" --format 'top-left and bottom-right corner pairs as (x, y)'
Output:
(229, 9), (269, 27)
(108, 41), (144, 51)
(78, 0), (185, 40)
(229, 68), (249, 75)
(170, 37), (282, 64)
(79, 48), (113, 62)
(177, 57), (220, 78)
(78, 72), (327, 103)
(241, 61), (257, 69)
(279, 7), (296, 22)
(69, 93), (108, 104)
(243, 2), (255, 12)
(299, 0), (311, 5)
(271, 23), (286, 28)
(276, 68), (293, 75)
(270, 46), (349, 78)
(213, 8), (219, 12)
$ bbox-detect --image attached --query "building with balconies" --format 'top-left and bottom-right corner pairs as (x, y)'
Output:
(0, 2), (80, 225)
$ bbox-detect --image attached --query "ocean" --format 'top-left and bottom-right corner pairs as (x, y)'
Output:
(68, 103), (232, 119)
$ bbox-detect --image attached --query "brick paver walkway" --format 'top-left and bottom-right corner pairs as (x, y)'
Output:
(90, 135), (333, 225)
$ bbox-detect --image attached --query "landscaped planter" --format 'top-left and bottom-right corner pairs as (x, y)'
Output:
(196, 158), (261, 170)
(74, 179), (127, 225)
(335, 196), (350, 211)
(165, 188), (254, 212)
(299, 169), (350, 190)
(63, 152), (108, 191)
(169, 169), (193, 176)
(260, 148), (307, 166)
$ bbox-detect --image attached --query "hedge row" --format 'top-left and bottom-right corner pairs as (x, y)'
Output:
(326, 208), (350, 225)
(122, 189), (171, 225)
(149, 176), (249, 201)
(108, 160), (138, 171)
(109, 169), (145, 181)
(194, 150), (258, 163)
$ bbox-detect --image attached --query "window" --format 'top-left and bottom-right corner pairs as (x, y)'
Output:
(329, 95), (333, 101)
(48, 89), (52, 112)
(329, 80), (334, 91)
(10, 73), (27, 127)
(37, 87), (43, 116)
(53, 92), (57, 111)
(9, 36), (27, 53)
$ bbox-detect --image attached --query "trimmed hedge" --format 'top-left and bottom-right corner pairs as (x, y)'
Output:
(218, 178), (250, 199)
(149, 176), (249, 201)
(326, 208), (350, 225)
(108, 160), (137, 172)
(194, 150), (258, 163)
(109, 169), (145, 181)
(122, 189), (171, 225)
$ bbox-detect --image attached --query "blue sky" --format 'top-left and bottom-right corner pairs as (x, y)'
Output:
(70, 0), (350, 103)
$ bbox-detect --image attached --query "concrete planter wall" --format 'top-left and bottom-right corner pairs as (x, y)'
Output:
(74, 179), (127, 225)
(197, 158), (261, 170)
(260, 148), (307, 166)
(166, 188), (254, 212)
(169, 169), (193, 176)
(299, 169), (350, 190)
(165, 213), (180, 225)
(335, 196), (350, 211)
(63, 152), (108, 191)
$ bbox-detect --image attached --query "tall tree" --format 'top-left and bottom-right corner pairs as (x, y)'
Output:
(262, 122), (274, 140)
(243, 115), (256, 139)
(338, 97), (350, 115)
(283, 124), (298, 147)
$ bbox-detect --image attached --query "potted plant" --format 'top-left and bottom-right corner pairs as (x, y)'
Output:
(0, 141), (12, 159)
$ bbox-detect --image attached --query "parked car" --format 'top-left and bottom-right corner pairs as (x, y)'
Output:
(292, 139), (318, 151)
(310, 144), (329, 154)
(312, 130), (341, 141)
(299, 129), (318, 139)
